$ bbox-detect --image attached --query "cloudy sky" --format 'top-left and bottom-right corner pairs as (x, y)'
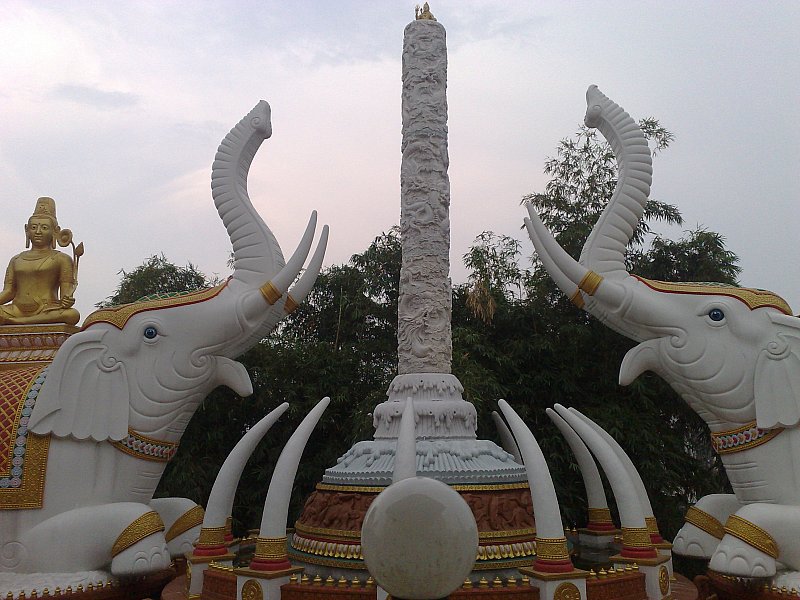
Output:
(1, 1), (798, 321)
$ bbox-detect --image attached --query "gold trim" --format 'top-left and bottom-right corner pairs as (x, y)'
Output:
(588, 507), (614, 524)
(659, 566), (670, 595)
(241, 579), (263, 600)
(259, 281), (282, 306)
(554, 581), (581, 600)
(570, 289), (585, 309)
(622, 527), (653, 548)
(284, 294), (299, 314)
(165, 505), (205, 542)
(724, 514), (779, 559)
(110, 428), (179, 463)
(646, 516), (660, 536)
(684, 506), (725, 540)
(83, 282), (227, 330)
(0, 433), (49, 509)
(0, 365), (51, 510)
(294, 521), (535, 541)
(634, 276), (792, 315)
(112, 511), (165, 557)
(535, 537), (570, 561)
(255, 536), (288, 560)
(578, 270), (603, 296)
(196, 526), (227, 547)
(315, 481), (530, 493)
(710, 421), (783, 455)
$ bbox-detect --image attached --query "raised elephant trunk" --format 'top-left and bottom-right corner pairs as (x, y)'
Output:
(525, 86), (654, 342)
(212, 101), (328, 358)
(579, 86), (652, 280)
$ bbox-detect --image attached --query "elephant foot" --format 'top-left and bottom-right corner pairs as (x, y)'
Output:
(673, 523), (720, 559)
(710, 534), (776, 578)
(110, 534), (170, 578)
(150, 498), (205, 559)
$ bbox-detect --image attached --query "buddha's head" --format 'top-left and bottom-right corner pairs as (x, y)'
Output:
(25, 197), (70, 249)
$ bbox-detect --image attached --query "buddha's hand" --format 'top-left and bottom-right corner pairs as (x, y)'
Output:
(61, 296), (75, 308)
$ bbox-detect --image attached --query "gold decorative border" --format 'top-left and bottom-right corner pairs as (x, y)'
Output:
(588, 507), (614, 524)
(197, 526), (228, 547)
(0, 432), (49, 509)
(535, 537), (570, 561)
(315, 481), (530, 493)
(83, 282), (228, 330)
(578, 270), (603, 295)
(165, 505), (205, 542)
(287, 547), (534, 571)
(294, 521), (534, 541)
(112, 511), (165, 557)
(255, 536), (288, 560)
(710, 421), (783, 455)
(684, 506), (725, 540)
(259, 282), (282, 306)
(622, 527), (653, 548)
(633, 276), (792, 315)
(724, 514), (779, 559)
(110, 428), (179, 463)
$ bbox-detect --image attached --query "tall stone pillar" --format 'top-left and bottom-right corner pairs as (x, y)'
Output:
(397, 17), (452, 376)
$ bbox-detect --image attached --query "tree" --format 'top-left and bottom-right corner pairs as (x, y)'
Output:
(97, 253), (214, 307)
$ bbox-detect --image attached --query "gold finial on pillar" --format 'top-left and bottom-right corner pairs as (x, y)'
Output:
(415, 2), (436, 20)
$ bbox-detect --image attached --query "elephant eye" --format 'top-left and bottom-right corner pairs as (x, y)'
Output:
(143, 326), (158, 339)
(708, 308), (725, 322)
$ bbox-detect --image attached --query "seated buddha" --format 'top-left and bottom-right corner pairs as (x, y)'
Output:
(0, 197), (81, 326)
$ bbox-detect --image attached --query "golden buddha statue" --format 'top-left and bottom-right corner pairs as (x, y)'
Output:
(0, 197), (82, 326)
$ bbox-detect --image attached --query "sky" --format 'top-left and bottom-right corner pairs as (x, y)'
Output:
(1, 1), (798, 322)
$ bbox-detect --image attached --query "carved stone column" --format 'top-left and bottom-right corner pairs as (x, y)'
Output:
(397, 18), (452, 376)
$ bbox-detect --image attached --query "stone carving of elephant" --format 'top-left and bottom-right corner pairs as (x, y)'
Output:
(0, 100), (328, 578)
(525, 85), (800, 580)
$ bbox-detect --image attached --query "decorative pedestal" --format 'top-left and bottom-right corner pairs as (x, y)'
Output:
(518, 566), (589, 600)
(186, 552), (236, 599)
(0, 324), (78, 370)
(611, 554), (671, 600)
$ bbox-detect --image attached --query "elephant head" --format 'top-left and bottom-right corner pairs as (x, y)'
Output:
(525, 86), (800, 431)
(28, 100), (329, 445)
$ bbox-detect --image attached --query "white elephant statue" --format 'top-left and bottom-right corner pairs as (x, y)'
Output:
(0, 100), (327, 578)
(525, 85), (800, 579)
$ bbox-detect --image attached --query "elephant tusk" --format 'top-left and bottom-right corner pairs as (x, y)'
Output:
(393, 398), (417, 483)
(546, 408), (610, 513)
(524, 209), (589, 301)
(285, 224), (329, 314)
(260, 211), (318, 305)
(251, 397), (330, 571)
(567, 406), (662, 541)
(491, 410), (522, 464)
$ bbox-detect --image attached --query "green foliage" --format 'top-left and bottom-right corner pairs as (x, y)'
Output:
(97, 253), (215, 307)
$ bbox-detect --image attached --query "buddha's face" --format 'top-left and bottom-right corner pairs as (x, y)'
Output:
(27, 216), (55, 248)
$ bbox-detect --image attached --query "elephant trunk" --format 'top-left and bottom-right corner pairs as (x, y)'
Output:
(212, 101), (328, 358)
(579, 85), (652, 281)
(524, 86), (655, 342)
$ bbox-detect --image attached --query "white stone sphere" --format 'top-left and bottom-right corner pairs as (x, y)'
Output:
(361, 476), (478, 599)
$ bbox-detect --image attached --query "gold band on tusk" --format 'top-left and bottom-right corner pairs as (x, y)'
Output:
(260, 281), (282, 305)
(578, 270), (603, 295)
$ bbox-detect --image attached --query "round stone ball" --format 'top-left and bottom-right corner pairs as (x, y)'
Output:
(361, 476), (478, 599)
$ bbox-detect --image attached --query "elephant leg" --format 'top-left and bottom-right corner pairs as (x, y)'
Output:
(710, 503), (800, 577)
(20, 503), (170, 577)
(150, 497), (205, 558)
(673, 494), (741, 559)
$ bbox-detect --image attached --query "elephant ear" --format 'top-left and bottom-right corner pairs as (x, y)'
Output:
(754, 314), (800, 429)
(29, 328), (130, 442)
